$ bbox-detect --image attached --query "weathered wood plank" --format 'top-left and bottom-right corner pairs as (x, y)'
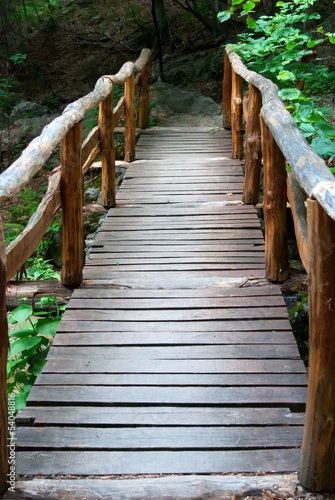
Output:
(67, 296), (282, 309)
(43, 358), (306, 374)
(16, 449), (301, 475)
(61, 306), (287, 322)
(16, 426), (304, 450)
(57, 319), (292, 332)
(34, 372), (306, 386)
(18, 406), (305, 426)
(46, 343), (301, 360)
(51, 331), (296, 347)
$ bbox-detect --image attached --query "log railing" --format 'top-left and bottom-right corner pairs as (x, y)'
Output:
(0, 48), (152, 493)
(224, 47), (335, 493)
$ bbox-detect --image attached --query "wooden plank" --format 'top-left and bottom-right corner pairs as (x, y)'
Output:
(84, 263), (265, 271)
(35, 373), (307, 386)
(51, 331), (296, 347)
(87, 256), (266, 264)
(46, 344), (301, 360)
(82, 270), (267, 282)
(61, 306), (287, 322)
(18, 406), (305, 426)
(90, 244), (266, 253)
(16, 449), (301, 475)
(67, 296), (283, 309)
(16, 426), (304, 450)
(43, 358), (306, 374)
(57, 319), (292, 332)
(71, 285), (282, 299)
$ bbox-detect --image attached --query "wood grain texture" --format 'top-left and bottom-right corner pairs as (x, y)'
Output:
(61, 121), (83, 286)
(99, 93), (116, 208)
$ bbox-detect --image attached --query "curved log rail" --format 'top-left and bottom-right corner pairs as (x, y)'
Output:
(0, 49), (152, 493)
(224, 48), (335, 493)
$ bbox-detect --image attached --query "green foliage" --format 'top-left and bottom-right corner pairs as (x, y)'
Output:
(7, 297), (65, 413)
(219, 0), (335, 161)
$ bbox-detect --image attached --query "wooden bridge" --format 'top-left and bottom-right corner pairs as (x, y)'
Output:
(0, 48), (335, 497)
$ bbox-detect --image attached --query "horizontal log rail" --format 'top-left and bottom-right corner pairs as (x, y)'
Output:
(224, 48), (335, 493)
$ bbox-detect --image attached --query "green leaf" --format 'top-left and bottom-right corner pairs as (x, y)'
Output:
(9, 336), (43, 358)
(277, 70), (296, 82)
(314, 121), (335, 138)
(8, 304), (33, 325)
(242, 1), (255, 13)
(35, 317), (60, 337)
(278, 87), (302, 101)
(299, 122), (315, 138)
(232, 0), (245, 4)
(311, 137), (335, 158)
(15, 392), (28, 413)
(217, 10), (231, 22)
(31, 357), (47, 376)
(327, 33), (335, 44)
(8, 326), (34, 338)
(246, 17), (257, 29)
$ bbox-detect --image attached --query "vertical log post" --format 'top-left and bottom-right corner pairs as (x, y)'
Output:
(260, 117), (289, 282)
(0, 219), (8, 494)
(223, 52), (232, 129)
(138, 55), (152, 129)
(231, 68), (244, 160)
(299, 199), (335, 493)
(99, 94), (116, 208)
(61, 122), (84, 287)
(243, 84), (262, 204)
(124, 73), (136, 162)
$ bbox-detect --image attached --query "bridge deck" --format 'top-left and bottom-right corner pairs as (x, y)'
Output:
(16, 127), (307, 475)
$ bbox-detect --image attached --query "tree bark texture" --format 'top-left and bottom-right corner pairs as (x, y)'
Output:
(124, 74), (136, 162)
(61, 122), (84, 287)
(260, 117), (289, 282)
(231, 69), (243, 160)
(299, 199), (335, 492)
(99, 94), (115, 208)
(243, 84), (262, 204)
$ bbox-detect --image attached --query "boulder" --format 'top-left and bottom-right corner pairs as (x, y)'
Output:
(150, 82), (221, 120)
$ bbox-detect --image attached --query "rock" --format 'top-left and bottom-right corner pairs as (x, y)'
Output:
(150, 82), (221, 118)
(84, 187), (100, 203)
(10, 100), (47, 121)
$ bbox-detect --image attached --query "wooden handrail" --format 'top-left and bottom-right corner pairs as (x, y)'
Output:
(224, 47), (335, 493)
(1, 48), (152, 284)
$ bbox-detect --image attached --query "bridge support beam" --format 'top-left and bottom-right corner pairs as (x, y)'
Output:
(99, 93), (116, 208)
(300, 199), (335, 492)
(243, 84), (262, 205)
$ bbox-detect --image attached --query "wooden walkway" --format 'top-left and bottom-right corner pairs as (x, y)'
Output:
(16, 127), (307, 476)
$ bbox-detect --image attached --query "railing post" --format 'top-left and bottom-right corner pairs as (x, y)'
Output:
(231, 68), (243, 160)
(61, 121), (84, 287)
(138, 54), (152, 129)
(260, 116), (289, 282)
(124, 73), (136, 162)
(0, 219), (8, 494)
(223, 52), (232, 129)
(243, 83), (262, 204)
(299, 199), (335, 492)
(99, 94), (116, 208)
